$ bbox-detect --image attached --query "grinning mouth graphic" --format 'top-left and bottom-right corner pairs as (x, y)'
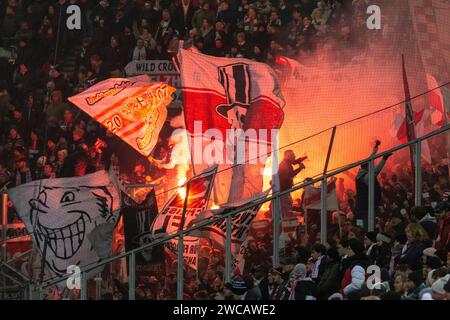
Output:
(38, 214), (87, 259)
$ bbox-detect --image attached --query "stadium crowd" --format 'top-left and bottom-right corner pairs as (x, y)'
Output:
(0, 0), (449, 300)
(0, 0), (362, 188)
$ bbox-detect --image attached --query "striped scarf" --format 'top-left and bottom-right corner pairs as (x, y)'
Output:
(289, 277), (316, 300)
(311, 255), (324, 280)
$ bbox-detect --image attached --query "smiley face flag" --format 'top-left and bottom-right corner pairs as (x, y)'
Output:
(8, 171), (120, 279)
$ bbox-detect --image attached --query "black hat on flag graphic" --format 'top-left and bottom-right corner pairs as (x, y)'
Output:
(216, 63), (251, 125)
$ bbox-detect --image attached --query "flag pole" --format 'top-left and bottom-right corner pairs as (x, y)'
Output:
(444, 87), (450, 179)
(271, 129), (281, 268)
(1, 193), (7, 299)
(172, 48), (197, 178)
(401, 54), (418, 199)
(177, 180), (190, 300)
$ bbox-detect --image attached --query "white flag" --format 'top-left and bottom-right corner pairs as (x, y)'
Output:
(302, 179), (339, 211)
(7, 171), (120, 278)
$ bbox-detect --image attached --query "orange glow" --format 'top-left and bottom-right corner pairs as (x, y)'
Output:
(277, 49), (433, 199)
(211, 203), (220, 209)
(178, 176), (187, 199)
(177, 164), (189, 199)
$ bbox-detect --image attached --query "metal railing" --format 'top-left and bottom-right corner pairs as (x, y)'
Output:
(25, 124), (449, 300)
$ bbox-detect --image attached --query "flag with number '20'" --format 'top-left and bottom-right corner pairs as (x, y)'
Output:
(68, 75), (176, 156)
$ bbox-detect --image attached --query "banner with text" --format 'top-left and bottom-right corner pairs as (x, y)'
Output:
(125, 60), (181, 103)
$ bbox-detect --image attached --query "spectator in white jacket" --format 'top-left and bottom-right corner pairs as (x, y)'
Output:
(340, 239), (371, 299)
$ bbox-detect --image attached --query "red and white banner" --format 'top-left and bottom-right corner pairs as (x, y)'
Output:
(68, 75), (175, 156)
(5, 242), (32, 283)
(190, 192), (267, 254)
(0, 223), (30, 243)
(249, 218), (270, 240)
(282, 217), (299, 238)
(178, 49), (285, 203)
(426, 74), (448, 127)
(389, 103), (431, 163)
(302, 179), (338, 211)
(178, 48), (284, 139)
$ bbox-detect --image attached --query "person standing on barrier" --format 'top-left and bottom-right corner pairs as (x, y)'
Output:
(278, 150), (307, 219)
(355, 140), (392, 230)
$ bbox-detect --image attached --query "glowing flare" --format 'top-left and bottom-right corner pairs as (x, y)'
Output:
(211, 203), (220, 209)
(177, 164), (189, 199)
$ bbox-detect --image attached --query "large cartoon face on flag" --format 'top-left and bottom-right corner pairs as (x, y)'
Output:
(8, 171), (120, 277)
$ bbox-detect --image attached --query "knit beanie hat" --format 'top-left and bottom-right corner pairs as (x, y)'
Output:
(376, 232), (392, 244)
(444, 279), (450, 293)
(431, 275), (450, 294)
(422, 247), (437, 257)
(365, 231), (377, 243)
(291, 263), (307, 279)
(425, 256), (443, 270)
(348, 239), (365, 255)
(225, 275), (248, 295)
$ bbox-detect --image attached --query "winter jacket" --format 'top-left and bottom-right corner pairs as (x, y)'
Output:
(398, 240), (427, 270)
(0, 168), (12, 189)
(2, 15), (18, 38)
(191, 9), (216, 30)
(340, 254), (370, 297)
(419, 214), (437, 239)
(317, 261), (340, 300)
(311, 255), (327, 283)
(436, 212), (450, 251)
(291, 278), (318, 300)
(402, 283), (426, 300)
(342, 265), (366, 296)
(368, 244), (390, 268)
(244, 286), (262, 300)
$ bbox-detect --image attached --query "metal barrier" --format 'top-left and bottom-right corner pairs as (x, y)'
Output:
(29, 124), (449, 300)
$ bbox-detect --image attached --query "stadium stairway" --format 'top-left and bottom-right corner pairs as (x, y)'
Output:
(58, 45), (81, 83)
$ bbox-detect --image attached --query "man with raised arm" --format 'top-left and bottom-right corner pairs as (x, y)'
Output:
(278, 149), (307, 218)
(355, 140), (392, 230)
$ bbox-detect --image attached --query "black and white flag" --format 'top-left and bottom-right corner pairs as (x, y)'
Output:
(7, 171), (120, 278)
(122, 190), (161, 263)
